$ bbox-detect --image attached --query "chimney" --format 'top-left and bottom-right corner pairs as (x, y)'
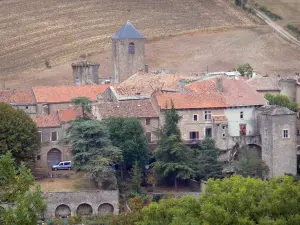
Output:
(144, 64), (149, 73)
(217, 78), (223, 93)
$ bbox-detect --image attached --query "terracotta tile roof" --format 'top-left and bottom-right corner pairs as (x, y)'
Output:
(114, 72), (190, 96)
(97, 99), (159, 118)
(32, 84), (109, 103)
(247, 77), (280, 91)
(0, 89), (35, 104)
(156, 77), (265, 109)
(156, 92), (227, 109)
(58, 107), (80, 122)
(186, 78), (266, 107)
(33, 113), (60, 128)
(213, 115), (228, 121)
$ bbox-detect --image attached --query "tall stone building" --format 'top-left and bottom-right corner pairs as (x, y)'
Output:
(71, 60), (100, 85)
(112, 21), (146, 83)
(257, 105), (297, 177)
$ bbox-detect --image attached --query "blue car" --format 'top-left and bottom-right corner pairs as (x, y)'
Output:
(52, 161), (72, 170)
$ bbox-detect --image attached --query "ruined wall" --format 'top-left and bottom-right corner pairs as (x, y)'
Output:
(44, 191), (119, 218)
(113, 38), (145, 83)
(279, 79), (297, 102)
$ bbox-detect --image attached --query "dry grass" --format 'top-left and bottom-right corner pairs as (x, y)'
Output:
(36, 172), (97, 192)
(0, 0), (254, 77)
(252, 0), (300, 28)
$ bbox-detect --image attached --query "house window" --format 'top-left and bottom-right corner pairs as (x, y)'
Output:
(240, 124), (247, 136)
(193, 114), (198, 121)
(37, 155), (41, 160)
(205, 127), (212, 138)
(38, 131), (42, 142)
(283, 129), (289, 138)
(51, 131), (58, 142)
(297, 130), (300, 136)
(146, 132), (152, 142)
(204, 111), (211, 120)
(240, 111), (244, 119)
(25, 106), (29, 109)
(146, 118), (151, 125)
(222, 125), (226, 130)
(222, 133), (226, 138)
(129, 42), (135, 54)
(189, 131), (199, 140)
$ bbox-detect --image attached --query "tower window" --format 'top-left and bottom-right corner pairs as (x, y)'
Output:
(283, 129), (289, 139)
(240, 111), (244, 119)
(129, 42), (135, 54)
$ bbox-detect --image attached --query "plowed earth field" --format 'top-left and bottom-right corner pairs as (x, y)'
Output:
(0, 0), (254, 77)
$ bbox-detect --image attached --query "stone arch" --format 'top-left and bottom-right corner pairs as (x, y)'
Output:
(77, 203), (93, 216)
(98, 203), (114, 216)
(47, 148), (62, 168)
(247, 144), (262, 159)
(128, 42), (135, 54)
(55, 204), (71, 218)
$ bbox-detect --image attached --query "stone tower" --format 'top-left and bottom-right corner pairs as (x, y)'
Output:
(71, 60), (100, 85)
(112, 21), (146, 83)
(257, 105), (297, 177)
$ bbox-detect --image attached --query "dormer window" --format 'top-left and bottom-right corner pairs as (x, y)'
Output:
(129, 42), (135, 54)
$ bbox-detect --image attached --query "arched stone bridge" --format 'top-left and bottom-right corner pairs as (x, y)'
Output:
(44, 191), (119, 218)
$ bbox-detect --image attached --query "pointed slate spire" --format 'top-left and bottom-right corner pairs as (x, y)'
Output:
(112, 21), (145, 40)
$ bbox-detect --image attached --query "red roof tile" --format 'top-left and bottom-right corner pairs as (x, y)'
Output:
(0, 89), (35, 104)
(156, 77), (265, 109)
(32, 84), (109, 103)
(58, 107), (80, 122)
(114, 72), (189, 96)
(33, 113), (60, 128)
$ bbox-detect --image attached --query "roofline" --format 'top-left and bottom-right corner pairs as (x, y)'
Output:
(159, 104), (264, 110)
(36, 100), (97, 104)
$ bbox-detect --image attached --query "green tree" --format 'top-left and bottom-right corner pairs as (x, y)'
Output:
(154, 103), (194, 189)
(233, 145), (269, 178)
(201, 176), (300, 224)
(0, 152), (46, 225)
(0, 103), (40, 167)
(72, 97), (92, 118)
(137, 196), (202, 225)
(67, 119), (122, 189)
(105, 117), (149, 169)
(193, 138), (223, 181)
(265, 93), (299, 112)
(234, 63), (253, 78)
(131, 161), (142, 193)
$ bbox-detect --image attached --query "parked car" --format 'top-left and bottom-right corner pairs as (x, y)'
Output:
(52, 161), (72, 171)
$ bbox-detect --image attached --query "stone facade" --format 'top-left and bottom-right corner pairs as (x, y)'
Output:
(72, 61), (100, 85)
(35, 126), (72, 171)
(257, 105), (297, 177)
(113, 38), (146, 83)
(44, 191), (119, 218)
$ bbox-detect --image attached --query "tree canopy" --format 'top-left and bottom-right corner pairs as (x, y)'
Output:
(0, 103), (40, 166)
(101, 176), (300, 225)
(265, 93), (299, 112)
(154, 103), (194, 188)
(0, 152), (46, 225)
(234, 63), (253, 78)
(67, 119), (122, 189)
(72, 96), (92, 118)
(233, 145), (269, 178)
(193, 138), (223, 181)
(105, 117), (149, 169)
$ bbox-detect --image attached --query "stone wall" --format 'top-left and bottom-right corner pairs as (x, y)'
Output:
(112, 38), (145, 83)
(44, 191), (119, 218)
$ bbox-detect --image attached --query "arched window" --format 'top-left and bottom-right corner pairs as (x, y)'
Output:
(128, 42), (135, 54)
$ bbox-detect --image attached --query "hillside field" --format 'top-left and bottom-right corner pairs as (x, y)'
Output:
(0, 0), (254, 77)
